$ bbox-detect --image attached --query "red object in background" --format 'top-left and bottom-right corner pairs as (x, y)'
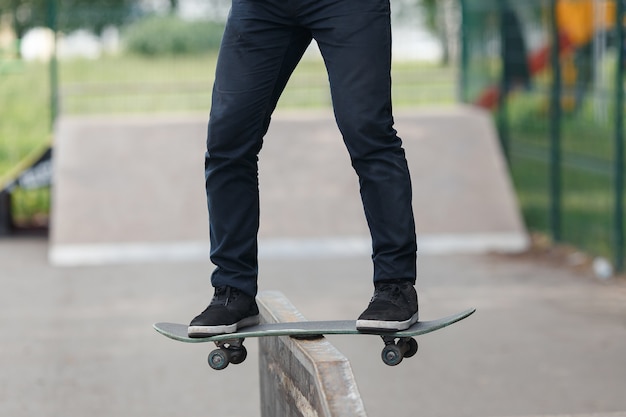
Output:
(474, 33), (574, 110)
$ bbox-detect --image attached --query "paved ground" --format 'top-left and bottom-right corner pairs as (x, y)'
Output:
(2, 237), (626, 417)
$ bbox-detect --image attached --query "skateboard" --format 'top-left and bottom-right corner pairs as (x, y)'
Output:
(154, 308), (475, 370)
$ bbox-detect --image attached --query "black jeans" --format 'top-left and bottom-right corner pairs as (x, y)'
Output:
(206, 0), (417, 296)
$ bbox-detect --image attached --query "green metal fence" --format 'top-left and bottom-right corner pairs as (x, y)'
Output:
(460, 0), (625, 271)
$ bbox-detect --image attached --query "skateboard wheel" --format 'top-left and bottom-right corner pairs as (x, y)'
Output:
(208, 349), (229, 370)
(404, 338), (418, 358)
(229, 346), (247, 365)
(381, 345), (403, 366)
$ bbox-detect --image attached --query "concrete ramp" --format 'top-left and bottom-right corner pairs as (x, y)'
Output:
(49, 115), (209, 265)
(400, 106), (528, 253)
(49, 106), (528, 265)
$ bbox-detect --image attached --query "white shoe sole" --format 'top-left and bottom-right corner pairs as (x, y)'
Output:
(356, 312), (419, 332)
(188, 315), (260, 337)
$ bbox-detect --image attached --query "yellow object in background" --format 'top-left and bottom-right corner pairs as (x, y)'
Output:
(557, 0), (616, 46)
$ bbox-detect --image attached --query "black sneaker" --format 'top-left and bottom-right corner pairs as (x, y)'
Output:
(356, 280), (419, 331)
(188, 286), (260, 337)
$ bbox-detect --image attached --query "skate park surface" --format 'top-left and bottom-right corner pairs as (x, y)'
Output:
(2, 107), (626, 416)
(3, 239), (626, 417)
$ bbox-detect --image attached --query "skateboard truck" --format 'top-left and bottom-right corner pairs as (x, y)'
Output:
(380, 336), (418, 366)
(208, 338), (248, 370)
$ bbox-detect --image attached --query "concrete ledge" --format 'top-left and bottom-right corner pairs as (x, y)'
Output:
(257, 291), (367, 417)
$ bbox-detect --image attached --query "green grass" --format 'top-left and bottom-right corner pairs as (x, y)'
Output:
(0, 62), (51, 181)
(10, 187), (51, 228)
(58, 54), (457, 114)
(511, 156), (617, 260)
(505, 91), (622, 263)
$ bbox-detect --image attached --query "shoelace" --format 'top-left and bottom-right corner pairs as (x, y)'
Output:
(210, 286), (237, 306)
(371, 283), (403, 302)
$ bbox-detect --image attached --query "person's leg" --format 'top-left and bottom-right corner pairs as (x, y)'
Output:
(190, 1), (312, 336)
(305, 0), (418, 330)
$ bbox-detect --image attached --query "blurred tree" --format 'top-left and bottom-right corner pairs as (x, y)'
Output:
(420, 0), (458, 65)
(57, 0), (136, 34)
(168, 0), (177, 13)
(0, 0), (136, 40)
(421, 0), (437, 33)
(0, 0), (46, 40)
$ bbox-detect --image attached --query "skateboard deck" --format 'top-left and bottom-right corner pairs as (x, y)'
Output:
(154, 308), (475, 369)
